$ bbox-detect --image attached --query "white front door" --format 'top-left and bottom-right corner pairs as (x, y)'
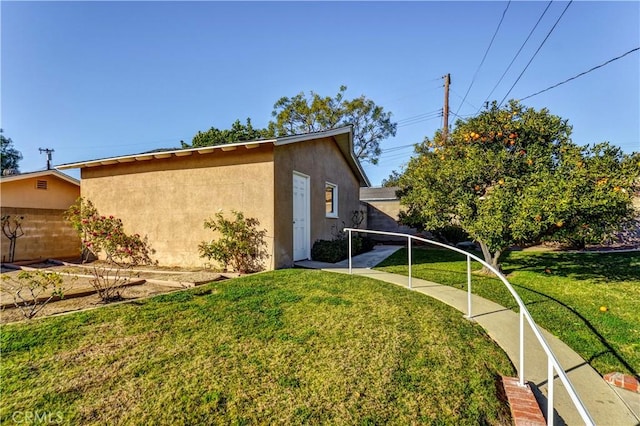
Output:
(292, 172), (310, 261)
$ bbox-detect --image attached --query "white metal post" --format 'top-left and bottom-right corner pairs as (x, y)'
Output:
(348, 229), (352, 274)
(548, 358), (555, 426)
(466, 255), (472, 318)
(408, 237), (412, 289)
(519, 309), (525, 386)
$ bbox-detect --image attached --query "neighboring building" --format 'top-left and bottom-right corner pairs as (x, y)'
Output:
(1, 169), (81, 262)
(359, 186), (417, 242)
(57, 127), (369, 269)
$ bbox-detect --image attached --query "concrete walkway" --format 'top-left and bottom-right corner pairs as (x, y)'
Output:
(296, 245), (639, 425)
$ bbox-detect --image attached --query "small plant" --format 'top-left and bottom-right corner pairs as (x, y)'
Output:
(88, 265), (136, 303)
(199, 210), (268, 273)
(2, 271), (67, 320)
(1, 215), (25, 263)
(65, 197), (154, 302)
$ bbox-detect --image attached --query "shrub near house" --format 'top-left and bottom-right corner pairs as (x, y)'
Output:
(311, 235), (375, 263)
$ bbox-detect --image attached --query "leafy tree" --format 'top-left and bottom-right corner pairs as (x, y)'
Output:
(270, 85), (397, 165)
(397, 100), (639, 270)
(381, 170), (403, 187)
(183, 118), (273, 148)
(1, 129), (22, 174)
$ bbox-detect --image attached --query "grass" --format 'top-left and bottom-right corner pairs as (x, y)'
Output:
(376, 248), (640, 378)
(1, 269), (515, 425)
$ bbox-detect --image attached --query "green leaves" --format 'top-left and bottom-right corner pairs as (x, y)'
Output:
(398, 100), (639, 265)
(199, 210), (268, 273)
(64, 197), (154, 266)
(0, 129), (22, 174)
(270, 86), (397, 165)
(186, 118), (273, 148)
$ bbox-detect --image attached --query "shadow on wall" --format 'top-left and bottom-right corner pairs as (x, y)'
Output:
(360, 202), (417, 243)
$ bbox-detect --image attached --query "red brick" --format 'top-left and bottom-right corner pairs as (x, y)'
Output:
(604, 372), (640, 393)
(502, 376), (546, 426)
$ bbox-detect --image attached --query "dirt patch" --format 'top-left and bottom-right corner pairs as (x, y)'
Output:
(0, 260), (228, 325)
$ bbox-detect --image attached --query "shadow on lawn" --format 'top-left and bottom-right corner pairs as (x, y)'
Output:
(379, 248), (639, 377)
(510, 282), (639, 379)
(501, 251), (640, 283)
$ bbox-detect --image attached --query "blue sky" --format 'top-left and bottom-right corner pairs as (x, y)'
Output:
(2, 1), (638, 185)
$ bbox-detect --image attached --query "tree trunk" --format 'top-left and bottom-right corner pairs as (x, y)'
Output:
(479, 242), (502, 276)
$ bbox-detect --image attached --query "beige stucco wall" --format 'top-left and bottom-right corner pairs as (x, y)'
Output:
(0, 175), (79, 209)
(1, 207), (81, 262)
(362, 199), (418, 242)
(81, 146), (275, 268)
(273, 136), (363, 268)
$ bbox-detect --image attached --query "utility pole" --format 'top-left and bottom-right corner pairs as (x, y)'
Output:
(39, 148), (54, 170)
(443, 73), (451, 141)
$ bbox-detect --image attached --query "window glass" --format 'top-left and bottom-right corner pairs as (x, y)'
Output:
(325, 183), (337, 217)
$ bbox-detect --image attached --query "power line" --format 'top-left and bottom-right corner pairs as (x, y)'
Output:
(482, 1), (554, 109)
(396, 109), (442, 124)
(450, 111), (475, 119)
(498, 0), (573, 107)
(450, 88), (479, 111)
(454, 1), (511, 117)
(518, 47), (640, 101)
(396, 110), (443, 129)
(380, 142), (419, 154)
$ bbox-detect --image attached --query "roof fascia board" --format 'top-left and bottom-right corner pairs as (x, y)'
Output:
(56, 139), (277, 169)
(273, 126), (352, 147)
(0, 169), (80, 187)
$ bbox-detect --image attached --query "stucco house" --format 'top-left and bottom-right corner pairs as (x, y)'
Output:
(57, 126), (369, 269)
(0, 169), (81, 262)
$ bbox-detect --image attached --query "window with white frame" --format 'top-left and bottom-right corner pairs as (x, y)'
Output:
(325, 182), (338, 218)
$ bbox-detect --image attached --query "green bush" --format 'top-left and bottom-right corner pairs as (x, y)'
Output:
(311, 236), (375, 263)
(199, 210), (268, 273)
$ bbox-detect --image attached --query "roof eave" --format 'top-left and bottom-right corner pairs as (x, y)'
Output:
(0, 169), (80, 187)
(56, 139), (277, 170)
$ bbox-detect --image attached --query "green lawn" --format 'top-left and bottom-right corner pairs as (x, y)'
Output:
(377, 248), (640, 378)
(1, 269), (514, 425)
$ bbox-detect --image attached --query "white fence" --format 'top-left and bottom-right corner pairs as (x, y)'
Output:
(344, 228), (594, 426)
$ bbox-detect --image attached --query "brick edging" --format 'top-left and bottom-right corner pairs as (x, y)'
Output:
(502, 376), (546, 425)
(604, 372), (640, 393)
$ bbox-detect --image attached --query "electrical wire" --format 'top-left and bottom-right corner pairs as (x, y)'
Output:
(380, 142), (419, 153)
(397, 114), (443, 129)
(518, 47), (640, 101)
(498, 0), (573, 107)
(482, 1), (554, 109)
(451, 89), (479, 112)
(454, 1), (512, 117)
(396, 109), (443, 124)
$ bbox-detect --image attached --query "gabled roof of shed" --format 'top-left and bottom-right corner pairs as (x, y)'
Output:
(56, 126), (369, 186)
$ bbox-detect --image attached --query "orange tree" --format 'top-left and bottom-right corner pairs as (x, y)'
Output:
(397, 100), (639, 270)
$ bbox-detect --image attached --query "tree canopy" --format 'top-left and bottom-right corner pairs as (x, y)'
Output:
(182, 118), (273, 149)
(185, 87), (396, 165)
(397, 100), (639, 269)
(269, 86), (397, 165)
(1, 129), (22, 174)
